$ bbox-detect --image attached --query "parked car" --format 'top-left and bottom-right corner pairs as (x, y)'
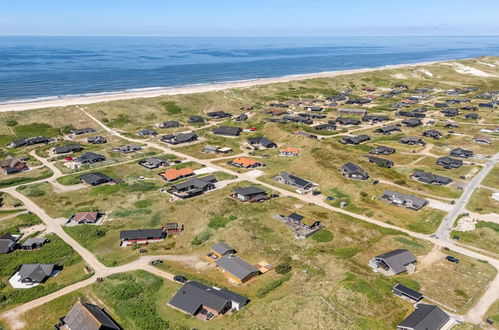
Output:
(372, 180), (379, 185)
(326, 196), (334, 201)
(13, 203), (22, 207)
(173, 275), (188, 283)
(312, 190), (321, 196)
(446, 256), (459, 263)
(452, 235), (460, 240)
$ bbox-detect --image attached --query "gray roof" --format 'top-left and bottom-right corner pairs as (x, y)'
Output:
(170, 176), (216, 191)
(21, 237), (47, 247)
(342, 162), (367, 175)
(413, 170), (452, 185)
(211, 242), (235, 256)
(233, 186), (265, 196)
(63, 300), (120, 330)
(0, 239), (15, 254)
(398, 304), (449, 330)
(276, 172), (314, 189)
(76, 152), (105, 163)
(382, 190), (428, 210)
(247, 137), (276, 148)
(215, 255), (260, 280)
(375, 249), (416, 274)
(169, 281), (246, 315)
(18, 263), (56, 282)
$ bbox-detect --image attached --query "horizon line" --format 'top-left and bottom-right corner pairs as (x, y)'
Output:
(1, 34), (499, 38)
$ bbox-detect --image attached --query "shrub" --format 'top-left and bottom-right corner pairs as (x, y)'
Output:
(208, 216), (236, 229)
(334, 246), (361, 258)
(310, 229), (333, 243)
(191, 230), (212, 246)
(6, 120), (17, 127)
(161, 101), (182, 114)
(275, 262), (292, 275)
(476, 221), (499, 232)
(134, 199), (153, 209)
(109, 282), (143, 300)
(256, 273), (291, 298)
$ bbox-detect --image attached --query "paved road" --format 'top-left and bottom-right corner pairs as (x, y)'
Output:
(436, 152), (499, 239)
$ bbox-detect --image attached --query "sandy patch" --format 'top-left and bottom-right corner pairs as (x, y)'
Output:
(442, 62), (497, 77)
(455, 212), (499, 231)
(418, 245), (445, 269)
(412, 68), (433, 78)
(391, 73), (408, 79)
(477, 61), (496, 68)
(20, 224), (47, 236)
(194, 167), (217, 175)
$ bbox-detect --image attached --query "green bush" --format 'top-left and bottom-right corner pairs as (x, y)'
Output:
(334, 246), (361, 258)
(311, 229), (333, 243)
(275, 263), (292, 275)
(208, 216), (236, 229)
(6, 120), (17, 127)
(124, 182), (157, 193)
(161, 101), (182, 114)
(134, 199), (153, 209)
(256, 273), (291, 298)
(109, 282), (143, 300)
(191, 230), (212, 246)
(476, 221), (499, 232)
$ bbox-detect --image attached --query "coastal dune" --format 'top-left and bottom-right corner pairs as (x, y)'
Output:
(0, 60), (443, 113)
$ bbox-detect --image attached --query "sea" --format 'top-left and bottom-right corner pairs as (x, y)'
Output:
(1, 36), (499, 104)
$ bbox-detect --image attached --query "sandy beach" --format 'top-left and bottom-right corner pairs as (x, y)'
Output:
(0, 59), (444, 113)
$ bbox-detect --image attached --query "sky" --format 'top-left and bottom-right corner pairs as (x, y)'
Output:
(1, 0), (499, 36)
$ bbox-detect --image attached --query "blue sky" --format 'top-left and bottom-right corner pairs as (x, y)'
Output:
(2, 0), (499, 36)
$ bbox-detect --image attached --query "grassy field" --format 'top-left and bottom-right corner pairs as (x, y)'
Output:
(466, 188), (499, 214)
(452, 222), (499, 254)
(483, 164), (499, 189)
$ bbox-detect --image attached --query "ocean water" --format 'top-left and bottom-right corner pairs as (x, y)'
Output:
(0, 36), (498, 103)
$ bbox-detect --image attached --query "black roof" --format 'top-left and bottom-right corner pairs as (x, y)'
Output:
(212, 126), (242, 136)
(120, 229), (165, 240)
(168, 281), (248, 315)
(80, 172), (112, 185)
(233, 186), (265, 196)
(398, 304), (449, 330)
(393, 283), (423, 301)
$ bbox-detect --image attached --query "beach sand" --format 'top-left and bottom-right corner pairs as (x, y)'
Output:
(0, 60), (444, 113)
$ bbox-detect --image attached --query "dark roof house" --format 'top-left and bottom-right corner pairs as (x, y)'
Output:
(342, 162), (369, 180)
(80, 172), (113, 186)
(340, 134), (371, 145)
(369, 249), (416, 275)
(436, 156), (463, 169)
(168, 281), (249, 318)
(161, 132), (198, 145)
(212, 126), (242, 137)
(18, 263), (57, 283)
(247, 137), (277, 148)
(397, 304), (450, 330)
(450, 148), (473, 158)
(75, 152), (105, 165)
(412, 170), (452, 185)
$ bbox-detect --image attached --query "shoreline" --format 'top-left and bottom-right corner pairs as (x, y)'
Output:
(0, 59), (447, 112)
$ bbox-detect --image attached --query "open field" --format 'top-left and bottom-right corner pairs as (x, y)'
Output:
(466, 188), (499, 215)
